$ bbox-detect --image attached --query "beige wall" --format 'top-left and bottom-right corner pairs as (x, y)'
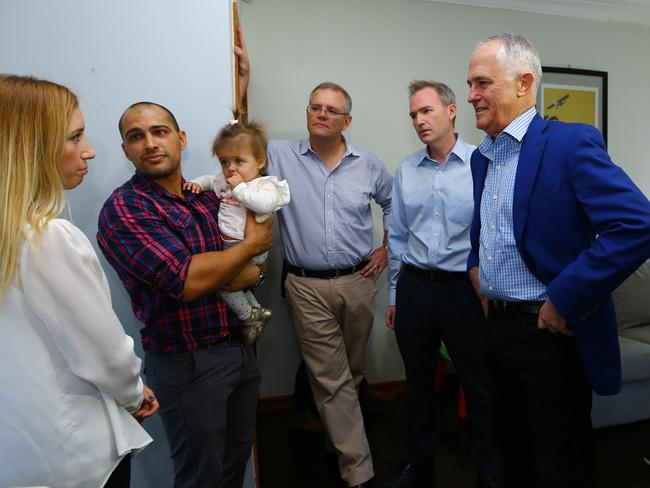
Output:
(241, 0), (650, 397)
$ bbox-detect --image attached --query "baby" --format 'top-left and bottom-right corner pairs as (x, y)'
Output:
(184, 114), (290, 345)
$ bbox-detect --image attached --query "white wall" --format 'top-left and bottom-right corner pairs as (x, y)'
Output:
(240, 0), (650, 398)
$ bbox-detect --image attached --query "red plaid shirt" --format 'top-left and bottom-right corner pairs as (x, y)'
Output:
(97, 172), (239, 354)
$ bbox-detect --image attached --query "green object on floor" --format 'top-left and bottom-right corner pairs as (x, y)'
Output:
(439, 341), (451, 361)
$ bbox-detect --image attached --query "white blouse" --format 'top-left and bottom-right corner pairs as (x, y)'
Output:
(0, 219), (152, 488)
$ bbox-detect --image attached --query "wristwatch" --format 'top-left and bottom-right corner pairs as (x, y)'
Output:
(254, 265), (266, 288)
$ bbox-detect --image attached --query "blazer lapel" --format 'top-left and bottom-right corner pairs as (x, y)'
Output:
(472, 150), (489, 206)
(513, 114), (548, 244)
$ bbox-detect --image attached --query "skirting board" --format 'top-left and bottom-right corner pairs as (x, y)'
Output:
(258, 379), (408, 411)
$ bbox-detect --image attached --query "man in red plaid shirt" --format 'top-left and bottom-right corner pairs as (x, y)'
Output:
(98, 92), (272, 486)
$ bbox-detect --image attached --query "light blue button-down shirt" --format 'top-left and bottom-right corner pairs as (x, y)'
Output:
(267, 139), (392, 270)
(478, 107), (547, 301)
(387, 135), (476, 305)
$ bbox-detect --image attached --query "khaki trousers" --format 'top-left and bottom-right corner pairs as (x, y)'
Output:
(285, 271), (376, 486)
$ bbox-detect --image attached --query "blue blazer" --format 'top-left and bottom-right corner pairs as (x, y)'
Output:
(468, 114), (650, 395)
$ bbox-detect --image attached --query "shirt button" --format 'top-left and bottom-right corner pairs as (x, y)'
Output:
(435, 211), (440, 216)
(489, 286), (494, 291)
(434, 232), (438, 237)
(492, 194), (497, 200)
(490, 224), (495, 230)
(496, 165), (502, 170)
(487, 255), (493, 261)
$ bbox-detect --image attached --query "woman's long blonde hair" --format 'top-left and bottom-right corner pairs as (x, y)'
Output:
(0, 74), (78, 299)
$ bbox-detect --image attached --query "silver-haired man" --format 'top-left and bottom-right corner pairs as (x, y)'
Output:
(466, 33), (650, 487)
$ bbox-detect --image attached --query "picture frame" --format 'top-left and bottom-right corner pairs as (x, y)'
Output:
(538, 66), (608, 144)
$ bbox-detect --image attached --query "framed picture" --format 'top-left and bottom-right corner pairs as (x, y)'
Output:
(538, 67), (608, 144)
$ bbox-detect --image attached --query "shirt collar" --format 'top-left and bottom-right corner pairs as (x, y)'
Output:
(502, 106), (537, 142)
(131, 171), (193, 202)
(299, 137), (359, 158)
(417, 134), (468, 167)
(478, 106), (537, 159)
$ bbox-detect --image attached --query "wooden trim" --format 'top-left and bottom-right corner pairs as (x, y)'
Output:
(252, 435), (260, 488)
(367, 379), (407, 394)
(258, 379), (407, 411)
(258, 394), (294, 411)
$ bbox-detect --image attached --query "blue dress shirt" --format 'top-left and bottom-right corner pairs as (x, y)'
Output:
(477, 107), (547, 301)
(267, 139), (392, 270)
(387, 135), (476, 305)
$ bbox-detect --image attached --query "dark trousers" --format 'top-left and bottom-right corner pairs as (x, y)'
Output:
(144, 341), (260, 488)
(394, 268), (497, 477)
(104, 455), (131, 488)
(486, 306), (596, 488)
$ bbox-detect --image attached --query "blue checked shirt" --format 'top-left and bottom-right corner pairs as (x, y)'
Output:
(478, 107), (548, 301)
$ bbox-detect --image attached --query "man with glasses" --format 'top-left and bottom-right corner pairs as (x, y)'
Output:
(383, 80), (498, 488)
(266, 82), (392, 487)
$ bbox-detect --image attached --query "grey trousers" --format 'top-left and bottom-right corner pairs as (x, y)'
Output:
(144, 341), (260, 488)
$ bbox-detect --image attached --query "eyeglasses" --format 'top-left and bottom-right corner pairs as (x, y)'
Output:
(306, 104), (349, 117)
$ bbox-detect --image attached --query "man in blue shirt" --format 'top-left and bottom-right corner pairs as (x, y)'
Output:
(467, 34), (650, 487)
(266, 82), (392, 488)
(383, 81), (497, 488)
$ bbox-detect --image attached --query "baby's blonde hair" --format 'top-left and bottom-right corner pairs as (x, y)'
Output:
(212, 108), (268, 173)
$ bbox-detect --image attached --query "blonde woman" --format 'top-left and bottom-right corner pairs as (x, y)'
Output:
(0, 75), (157, 488)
